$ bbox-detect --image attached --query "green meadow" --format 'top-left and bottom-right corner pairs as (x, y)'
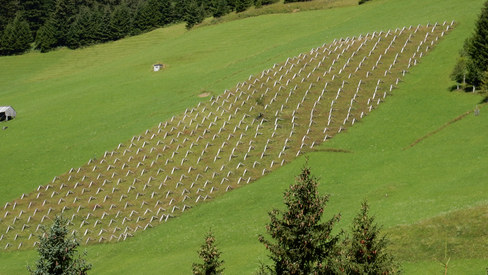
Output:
(0, 0), (487, 273)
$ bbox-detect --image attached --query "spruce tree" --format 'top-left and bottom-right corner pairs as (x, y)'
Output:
(0, 14), (33, 55)
(28, 215), (92, 275)
(0, 0), (20, 32)
(35, 18), (57, 52)
(67, 6), (95, 49)
(235, 0), (252, 13)
(212, 0), (230, 18)
(192, 231), (224, 275)
(466, 0), (488, 86)
(21, 0), (46, 35)
(158, 0), (174, 26)
(133, 0), (159, 34)
(345, 201), (399, 274)
(110, 3), (132, 40)
(96, 5), (113, 43)
(50, 0), (76, 46)
(258, 165), (342, 274)
(184, 0), (204, 29)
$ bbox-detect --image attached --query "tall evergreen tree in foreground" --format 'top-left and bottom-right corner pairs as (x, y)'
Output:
(28, 215), (91, 275)
(259, 165), (342, 274)
(192, 231), (224, 275)
(345, 201), (399, 274)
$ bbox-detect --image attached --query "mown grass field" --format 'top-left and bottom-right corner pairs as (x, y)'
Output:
(0, 0), (487, 273)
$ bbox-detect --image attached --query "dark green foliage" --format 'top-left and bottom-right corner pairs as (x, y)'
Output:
(133, 1), (154, 34)
(235, 0), (252, 13)
(67, 6), (97, 48)
(345, 201), (399, 274)
(110, 3), (132, 40)
(192, 231), (224, 275)
(51, 0), (77, 46)
(96, 6), (113, 43)
(358, 0), (371, 5)
(258, 166), (342, 274)
(464, 0), (488, 86)
(184, 0), (204, 29)
(1, 0), (263, 55)
(284, 0), (312, 4)
(21, 0), (47, 35)
(35, 18), (57, 52)
(0, 14), (33, 55)
(212, 0), (230, 18)
(158, 0), (174, 25)
(480, 71), (488, 92)
(0, 0), (20, 32)
(28, 215), (92, 275)
(260, 0), (279, 5)
(256, 0), (279, 8)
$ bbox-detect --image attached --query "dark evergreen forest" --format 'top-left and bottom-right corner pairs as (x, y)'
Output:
(0, 0), (281, 55)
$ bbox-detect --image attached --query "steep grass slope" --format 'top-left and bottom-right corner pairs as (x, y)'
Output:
(0, 0), (486, 273)
(0, 0), (481, 205)
(0, 24), (452, 250)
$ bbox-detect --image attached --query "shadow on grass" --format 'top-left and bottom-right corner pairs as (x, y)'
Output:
(448, 84), (477, 93)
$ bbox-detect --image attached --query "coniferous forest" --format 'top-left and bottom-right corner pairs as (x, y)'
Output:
(0, 0), (282, 55)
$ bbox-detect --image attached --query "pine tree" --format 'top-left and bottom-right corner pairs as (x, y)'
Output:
(0, 0), (20, 32)
(67, 6), (95, 49)
(51, 0), (76, 46)
(345, 201), (399, 274)
(95, 5), (113, 43)
(133, 0), (159, 34)
(184, 0), (204, 29)
(28, 215), (92, 275)
(258, 165), (342, 274)
(35, 18), (57, 52)
(0, 14), (33, 55)
(465, 0), (488, 86)
(158, 0), (174, 26)
(192, 231), (224, 275)
(212, 0), (230, 18)
(21, 0), (46, 35)
(234, 0), (252, 13)
(110, 3), (132, 40)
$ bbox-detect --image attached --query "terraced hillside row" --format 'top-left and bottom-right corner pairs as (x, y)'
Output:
(0, 22), (454, 250)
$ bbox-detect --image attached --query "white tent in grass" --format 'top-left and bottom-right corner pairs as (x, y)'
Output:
(0, 106), (16, 121)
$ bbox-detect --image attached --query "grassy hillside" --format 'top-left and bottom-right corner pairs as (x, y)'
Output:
(0, 0), (487, 273)
(0, 22), (452, 249)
